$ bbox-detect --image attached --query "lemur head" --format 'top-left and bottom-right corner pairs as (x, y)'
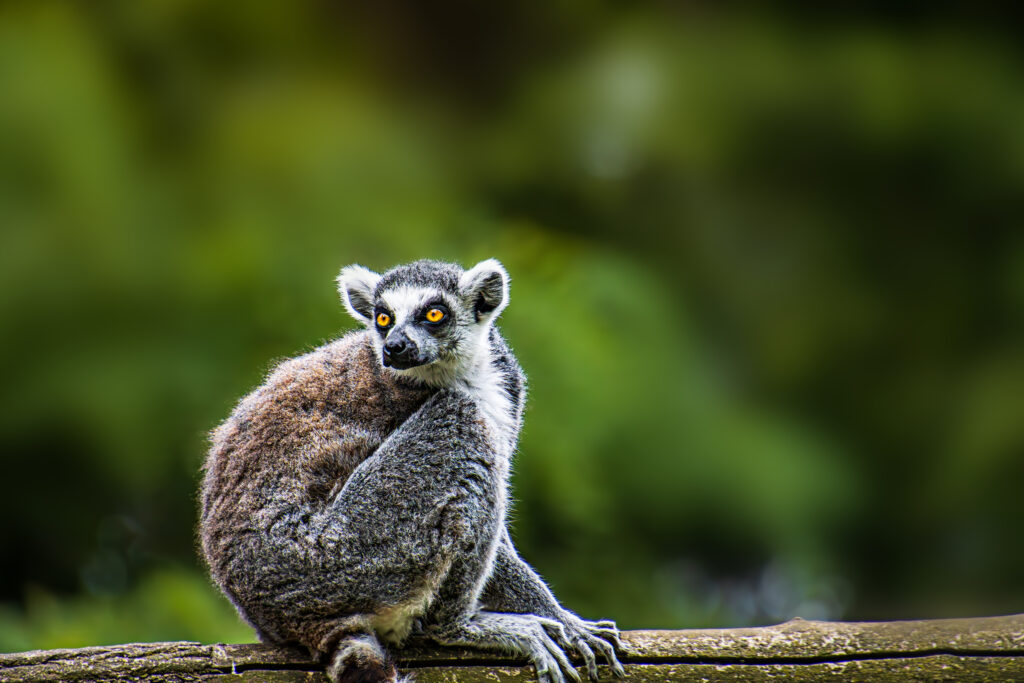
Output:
(337, 259), (509, 386)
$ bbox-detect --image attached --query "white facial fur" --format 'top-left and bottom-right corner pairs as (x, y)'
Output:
(380, 286), (442, 328)
(379, 282), (487, 387)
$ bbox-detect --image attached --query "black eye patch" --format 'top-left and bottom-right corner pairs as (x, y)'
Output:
(373, 306), (394, 334)
(419, 301), (451, 327)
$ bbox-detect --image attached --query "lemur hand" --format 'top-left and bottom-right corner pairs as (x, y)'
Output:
(546, 611), (626, 681)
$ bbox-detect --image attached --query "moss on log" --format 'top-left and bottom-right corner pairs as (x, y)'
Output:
(2, 614), (1023, 682)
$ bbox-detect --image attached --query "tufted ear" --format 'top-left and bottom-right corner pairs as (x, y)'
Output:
(459, 259), (509, 321)
(337, 264), (381, 325)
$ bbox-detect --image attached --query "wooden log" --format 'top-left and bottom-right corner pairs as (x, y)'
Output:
(2, 614), (1023, 682)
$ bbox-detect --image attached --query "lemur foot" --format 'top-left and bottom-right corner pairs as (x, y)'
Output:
(548, 612), (626, 681)
(428, 613), (581, 683)
(518, 615), (582, 683)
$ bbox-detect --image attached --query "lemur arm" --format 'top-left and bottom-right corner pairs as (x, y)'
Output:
(480, 528), (562, 617)
(483, 330), (624, 678)
(479, 528), (624, 679)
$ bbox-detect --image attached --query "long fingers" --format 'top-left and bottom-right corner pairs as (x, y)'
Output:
(573, 637), (599, 681)
(571, 617), (625, 678)
(541, 631), (581, 683)
(530, 619), (580, 683)
(543, 618), (599, 682)
(583, 631), (625, 678)
(583, 623), (623, 648)
(538, 617), (570, 647)
(531, 647), (565, 683)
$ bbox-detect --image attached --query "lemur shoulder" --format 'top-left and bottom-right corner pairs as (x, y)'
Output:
(200, 259), (623, 683)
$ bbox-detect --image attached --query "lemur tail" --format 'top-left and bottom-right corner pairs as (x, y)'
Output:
(325, 631), (408, 683)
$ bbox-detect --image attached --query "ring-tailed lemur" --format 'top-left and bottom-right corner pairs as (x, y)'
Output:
(200, 259), (624, 683)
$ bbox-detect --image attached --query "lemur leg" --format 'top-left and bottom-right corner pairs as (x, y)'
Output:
(302, 391), (477, 682)
(351, 389), (580, 683)
(479, 529), (625, 680)
(315, 390), (577, 683)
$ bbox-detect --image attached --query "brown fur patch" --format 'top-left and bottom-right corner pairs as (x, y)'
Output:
(199, 331), (434, 646)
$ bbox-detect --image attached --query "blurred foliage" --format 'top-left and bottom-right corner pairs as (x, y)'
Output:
(0, 567), (252, 652)
(1, 1), (1022, 650)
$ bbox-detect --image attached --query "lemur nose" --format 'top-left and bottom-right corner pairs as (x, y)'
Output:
(384, 337), (409, 356)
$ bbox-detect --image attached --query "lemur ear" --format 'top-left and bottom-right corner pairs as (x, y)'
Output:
(459, 259), (509, 321)
(337, 264), (381, 325)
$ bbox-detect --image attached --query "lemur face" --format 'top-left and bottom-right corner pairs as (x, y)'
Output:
(338, 259), (509, 385)
(372, 285), (460, 370)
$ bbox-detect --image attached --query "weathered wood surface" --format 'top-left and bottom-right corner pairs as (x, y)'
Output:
(2, 614), (1023, 682)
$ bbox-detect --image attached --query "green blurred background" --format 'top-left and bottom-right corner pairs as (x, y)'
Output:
(1, 1), (1023, 651)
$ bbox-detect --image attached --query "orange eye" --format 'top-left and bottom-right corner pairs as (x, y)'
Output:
(425, 308), (445, 323)
(376, 312), (391, 327)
